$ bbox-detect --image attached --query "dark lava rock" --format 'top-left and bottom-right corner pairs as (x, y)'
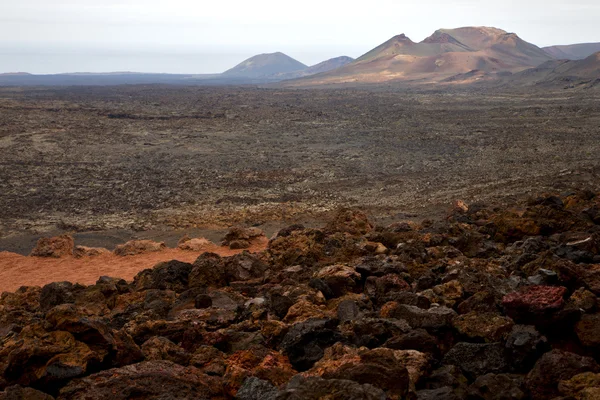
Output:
(384, 328), (440, 355)
(189, 252), (227, 288)
(133, 260), (194, 292)
(466, 374), (525, 400)
(383, 304), (457, 330)
(280, 319), (342, 371)
(235, 377), (278, 400)
(0, 385), (54, 400)
(416, 387), (461, 400)
(276, 375), (385, 400)
(341, 318), (411, 348)
(337, 300), (360, 322)
(195, 294), (213, 309)
(457, 291), (498, 314)
(269, 294), (294, 319)
(141, 336), (191, 366)
(308, 278), (335, 300)
(504, 325), (547, 370)
(443, 342), (509, 379)
(58, 361), (223, 400)
(422, 365), (469, 392)
(39, 282), (82, 312)
(525, 349), (600, 400)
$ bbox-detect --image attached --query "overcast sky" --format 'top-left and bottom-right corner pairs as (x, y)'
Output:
(1, 0), (599, 74)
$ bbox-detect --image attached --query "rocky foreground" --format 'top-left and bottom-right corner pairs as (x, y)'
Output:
(2, 191), (600, 399)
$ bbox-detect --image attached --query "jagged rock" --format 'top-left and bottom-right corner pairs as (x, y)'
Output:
(384, 328), (440, 355)
(324, 208), (374, 236)
(189, 252), (226, 287)
(73, 246), (110, 258)
(0, 385), (54, 400)
(457, 291), (498, 314)
(502, 285), (567, 326)
(364, 274), (411, 304)
(280, 319), (342, 371)
(236, 377), (278, 400)
(381, 303), (457, 330)
(39, 282), (83, 312)
(416, 387), (461, 400)
(222, 349), (295, 395)
(304, 344), (411, 397)
(452, 312), (514, 342)
(340, 318), (411, 348)
(141, 336), (191, 365)
(576, 313), (600, 348)
(268, 228), (325, 267)
(57, 360), (223, 399)
(195, 294), (213, 309)
(133, 260), (194, 292)
(222, 227), (265, 249)
(283, 300), (328, 324)
(467, 374), (526, 400)
(276, 375), (386, 400)
(314, 264), (361, 298)
(224, 251), (270, 282)
(504, 325), (547, 371)
(421, 365), (468, 394)
(525, 349), (600, 400)
(30, 235), (74, 258)
(558, 372), (600, 398)
(113, 240), (166, 256)
(443, 342), (509, 379)
(337, 300), (360, 322)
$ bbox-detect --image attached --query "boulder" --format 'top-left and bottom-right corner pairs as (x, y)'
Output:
(30, 235), (74, 258)
(558, 372), (600, 399)
(178, 237), (213, 251)
(525, 349), (600, 400)
(280, 319), (342, 371)
(575, 313), (600, 348)
(443, 342), (509, 379)
(113, 240), (165, 256)
(467, 374), (525, 400)
(452, 312), (514, 342)
(324, 208), (374, 236)
(504, 325), (547, 371)
(381, 303), (457, 330)
(222, 227), (265, 249)
(133, 260), (194, 292)
(314, 265), (361, 298)
(502, 285), (567, 326)
(73, 246), (110, 258)
(277, 375), (386, 400)
(141, 336), (191, 365)
(235, 377), (278, 400)
(57, 360), (223, 400)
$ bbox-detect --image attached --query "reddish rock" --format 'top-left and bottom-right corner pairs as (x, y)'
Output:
(177, 237), (213, 251)
(30, 235), (74, 258)
(324, 208), (374, 236)
(502, 285), (567, 325)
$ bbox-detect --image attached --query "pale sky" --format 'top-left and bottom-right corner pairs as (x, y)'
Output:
(1, 0), (599, 74)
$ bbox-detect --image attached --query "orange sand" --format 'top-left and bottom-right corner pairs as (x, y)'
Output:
(0, 239), (268, 293)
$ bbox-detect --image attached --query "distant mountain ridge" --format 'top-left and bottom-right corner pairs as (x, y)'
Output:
(543, 43), (600, 60)
(287, 26), (553, 85)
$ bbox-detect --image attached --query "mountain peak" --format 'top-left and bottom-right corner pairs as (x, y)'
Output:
(223, 52), (307, 78)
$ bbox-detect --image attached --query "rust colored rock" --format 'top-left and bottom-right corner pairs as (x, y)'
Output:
(141, 336), (191, 365)
(576, 314), (600, 348)
(502, 285), (567, 325)
(314, 264), (361, 298)
(113, 240), (166, 256)
(30, 235), (74, 258)
(558, 372), (600, 398)
(58, 360), (224, 400)
(283, 299), (329, 324)
(73, 245), (111, 258)
(452, 312), (514, 342)
(324, 208), (374, 236)
(222, 226), (265, 248)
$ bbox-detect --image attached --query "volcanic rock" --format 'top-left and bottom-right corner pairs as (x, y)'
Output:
(525, 349), (600, 399)
(452, 311), (514, 342)
(30, 235), (74, 258)
(57, 360), (224, 399)
(280, 319), (342, 371)
(113, 240), (166, 256)
(443, 342), (510, 379)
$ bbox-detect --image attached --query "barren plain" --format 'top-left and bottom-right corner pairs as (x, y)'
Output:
(1, 85), (599, 253)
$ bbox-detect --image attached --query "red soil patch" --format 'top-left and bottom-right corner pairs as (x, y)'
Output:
(0, 238), (268, 293)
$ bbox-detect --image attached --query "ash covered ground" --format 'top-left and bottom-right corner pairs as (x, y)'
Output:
(1, 85), (599, 249)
